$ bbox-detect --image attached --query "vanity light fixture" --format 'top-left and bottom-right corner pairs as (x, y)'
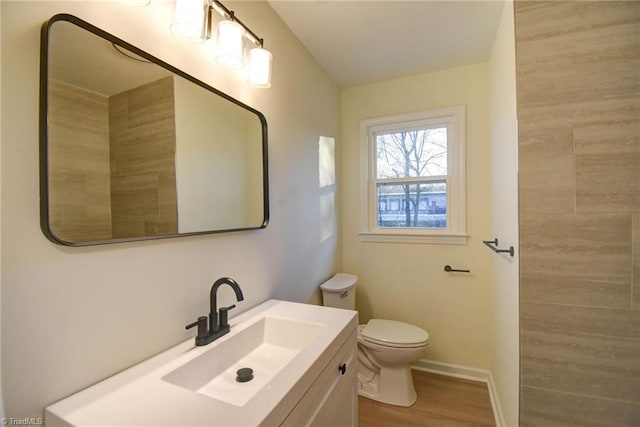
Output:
(170, 0), (273, 88)
(247, 46), (273, 88)
(170, 0), (208, 42)
(215, 19), (244, 68)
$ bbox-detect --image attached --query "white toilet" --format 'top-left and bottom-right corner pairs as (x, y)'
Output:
(320, 273), (429, 407)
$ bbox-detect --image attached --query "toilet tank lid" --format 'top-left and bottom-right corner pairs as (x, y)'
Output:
(320, 273), (357, 292)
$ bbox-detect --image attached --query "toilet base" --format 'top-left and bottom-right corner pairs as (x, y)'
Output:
(357, 365), (417, 407)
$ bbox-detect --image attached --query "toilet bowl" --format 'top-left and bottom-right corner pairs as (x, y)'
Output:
(320, 273), (430, 407)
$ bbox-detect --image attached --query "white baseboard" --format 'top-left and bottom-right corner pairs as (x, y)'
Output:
(412, 359), (506, 427)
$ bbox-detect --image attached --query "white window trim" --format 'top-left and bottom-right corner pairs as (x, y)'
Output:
(359, 106), (467, 245)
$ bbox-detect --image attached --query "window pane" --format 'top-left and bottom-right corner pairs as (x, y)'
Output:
(376, 181), (447, 228)
(376, 127), (447, 179)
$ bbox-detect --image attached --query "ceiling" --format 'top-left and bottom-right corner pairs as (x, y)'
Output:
(50, 19), (170, 96)
(267, 0), (505, 88)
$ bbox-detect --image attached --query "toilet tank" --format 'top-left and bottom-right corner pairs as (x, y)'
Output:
(320, 273), (357, 310)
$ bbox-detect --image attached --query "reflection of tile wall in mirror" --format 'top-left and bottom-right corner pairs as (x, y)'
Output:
(48, 79), (112, 242)
(42, 15), (268, 245)
(109, 76), (178, 239)
(49, 76), (178, 241)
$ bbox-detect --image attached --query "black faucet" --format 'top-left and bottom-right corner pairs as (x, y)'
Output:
(186, 277), (244, 346)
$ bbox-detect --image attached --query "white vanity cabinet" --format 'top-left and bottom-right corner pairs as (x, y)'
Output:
(45, 300), (358, 427)
(280, 330), (357, 427)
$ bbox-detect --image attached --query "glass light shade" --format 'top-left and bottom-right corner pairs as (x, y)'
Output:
(248, 47), (273, 88)
(170, 0), (206, 42)
(216, 20), (245, 69)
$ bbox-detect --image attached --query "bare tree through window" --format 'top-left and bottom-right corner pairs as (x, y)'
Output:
(375, 127), (448, 228)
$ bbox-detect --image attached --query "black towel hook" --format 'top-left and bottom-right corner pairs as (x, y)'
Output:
(444, 265), (470, 273)
(483, 238), (514, 257)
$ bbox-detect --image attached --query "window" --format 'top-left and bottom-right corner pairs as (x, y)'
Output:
(359, 106), (466, 244)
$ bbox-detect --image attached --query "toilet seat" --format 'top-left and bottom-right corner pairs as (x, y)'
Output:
(361, 319), (429, 348)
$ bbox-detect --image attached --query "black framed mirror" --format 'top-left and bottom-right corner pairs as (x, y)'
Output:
(40, 14), (269, 246)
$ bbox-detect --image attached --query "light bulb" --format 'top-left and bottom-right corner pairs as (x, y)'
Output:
(216, 20), (245, 69)
(248, 47), (272, 88)
(170, 0), (207, 42)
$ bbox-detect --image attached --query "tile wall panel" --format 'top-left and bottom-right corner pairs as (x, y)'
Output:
(521, 329), (640, 401)
(520, 272), (631, 309)
(109, 76), (177, 238)
(518, 127), (575, 215)
(520, 214), (631, 284)
(48, 79), (112, 242)
(575, 121), (640, 214)
(633, 214), (640, 310)
(521, 386), (640, 427)
(522, 302), (640, 340)
(516, 20), (639, 108)
(516, 1), (640, 424)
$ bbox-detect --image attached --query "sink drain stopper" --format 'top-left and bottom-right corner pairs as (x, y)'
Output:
(236, 367), (254, 383)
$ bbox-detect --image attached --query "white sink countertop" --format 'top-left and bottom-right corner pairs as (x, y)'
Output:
(45, 299), (358, 426)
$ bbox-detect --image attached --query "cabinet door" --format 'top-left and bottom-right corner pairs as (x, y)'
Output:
(280, 331), (357, 427)
(310, 368), (357, 427)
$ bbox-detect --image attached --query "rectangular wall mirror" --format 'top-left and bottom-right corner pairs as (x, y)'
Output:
(40, 14), (269, 246)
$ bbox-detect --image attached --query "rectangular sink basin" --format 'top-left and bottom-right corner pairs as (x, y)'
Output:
(162, 316), (325, 407)
(45, 300), (358, 427)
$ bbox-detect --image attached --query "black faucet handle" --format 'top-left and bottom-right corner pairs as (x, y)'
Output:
(186, 316), (208, 339)
(218, 305), (236, 329)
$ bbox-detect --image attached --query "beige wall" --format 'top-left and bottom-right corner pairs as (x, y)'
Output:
(109, 76), (178, 238)
(48, 79), (112, 242)
(1, 0), (340, 419)
(515, 1), (640, 425)
(341, 62), (494, 369)
(489, 1), (519, 425)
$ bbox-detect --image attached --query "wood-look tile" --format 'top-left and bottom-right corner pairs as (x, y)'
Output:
(126, 76), (174, 113)
(518, 98), (640, 131)
(521, 329), (640, 402)
(111, 218), (145, 238)
(518, 127), (574, 215)
(48, 79), (112, 242)
(49, 135), (110, 174)
(144, 219), (175, 236)
(49, 80), (111, 132)
(521, 272), (631, 309)
(111, 187), (160, 217)
(110, 173), (160, 192)
(516, 0), (640, 424)
(575, 121), (640, 214)
(127, 99), (176, 129)
(521, 386), (640, 427)
(111, 131), (175, 167)
(108, 92), (128, 137)
(109, 77), (177, 238)
(515, 1), (640, 108)
(157, 171), (178, 230)
(358, 370), (495, 427)
(634, 215), (640, 310)
(522, 301), (640, 340)
(111, 158), (176, 180)
(514, 1), (639, 41)
(520, 214), (632, 285)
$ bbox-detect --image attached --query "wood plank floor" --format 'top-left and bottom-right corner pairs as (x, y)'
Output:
(358, 370), (496, 427)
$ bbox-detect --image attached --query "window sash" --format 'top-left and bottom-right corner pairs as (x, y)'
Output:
(374, 179), (449, 230)
(374, 126), (448, 179)
(360, 106), (466, 244)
